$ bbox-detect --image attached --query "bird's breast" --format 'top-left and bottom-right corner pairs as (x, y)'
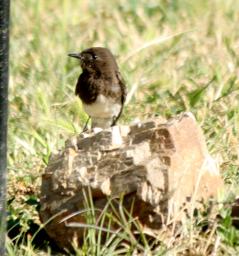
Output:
(83, 94), (121, 118)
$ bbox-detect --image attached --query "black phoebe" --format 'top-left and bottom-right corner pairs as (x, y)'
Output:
(68, 47), (127, 129)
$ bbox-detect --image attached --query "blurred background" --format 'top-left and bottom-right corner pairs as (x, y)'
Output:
(8, 0), (239, 254)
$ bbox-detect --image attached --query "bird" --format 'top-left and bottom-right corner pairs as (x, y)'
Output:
(68, 47), (127, 130)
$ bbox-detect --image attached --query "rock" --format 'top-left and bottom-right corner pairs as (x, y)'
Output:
(40, 112), (223, 250)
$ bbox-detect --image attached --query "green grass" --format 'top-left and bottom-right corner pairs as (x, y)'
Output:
(8, 0), (239, 255)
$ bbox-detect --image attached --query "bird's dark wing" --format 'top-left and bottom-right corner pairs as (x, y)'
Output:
(117, 71), (127, 105)
(111, 71), (127, 126)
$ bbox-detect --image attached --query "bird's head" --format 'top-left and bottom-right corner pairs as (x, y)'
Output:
(68, 47), (118, 74)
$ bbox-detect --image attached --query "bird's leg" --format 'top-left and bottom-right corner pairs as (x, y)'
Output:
(82, 116), (91, 132)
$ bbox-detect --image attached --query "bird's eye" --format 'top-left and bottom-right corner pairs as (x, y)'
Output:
(92, 54), (98, 60)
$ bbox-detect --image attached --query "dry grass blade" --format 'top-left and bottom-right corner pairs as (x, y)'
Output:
(121, 30), (195, 63)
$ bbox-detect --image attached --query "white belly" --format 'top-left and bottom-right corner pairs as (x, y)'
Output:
(83, 94), (121, 118)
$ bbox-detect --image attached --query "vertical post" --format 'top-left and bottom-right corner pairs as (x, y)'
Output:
(0, 0), (10, 254)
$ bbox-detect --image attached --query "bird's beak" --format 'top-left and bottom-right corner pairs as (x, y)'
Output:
(68, 53), (82, 59)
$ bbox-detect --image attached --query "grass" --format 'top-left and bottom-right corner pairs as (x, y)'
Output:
(7, 0), (239, 255)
